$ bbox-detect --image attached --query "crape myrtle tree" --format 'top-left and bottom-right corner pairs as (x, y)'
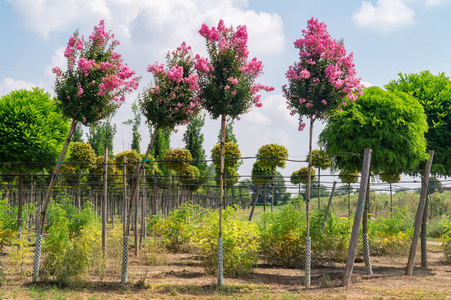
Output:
(385, 71), (451, 176)
(33, 20), (139, 282)
(0, 88), (70, 231)
(195, 20), (273, 285)
(127, 42), (201, 283)
(282, 17), (362, 285)
(137, 41), (201, 229)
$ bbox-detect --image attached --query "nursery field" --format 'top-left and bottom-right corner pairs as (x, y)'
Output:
(0, 230), (450, 299)
(1, 199), (451, 300)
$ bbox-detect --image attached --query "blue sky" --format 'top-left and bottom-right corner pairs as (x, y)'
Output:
(1, 0), (451, 182)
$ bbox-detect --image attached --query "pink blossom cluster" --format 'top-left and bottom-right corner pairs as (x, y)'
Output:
(283, 17), (363, 122)
(143, 41), (202, 125)
(293, 18), (362, 103)
(56, 20), (139, 108)
(197, 20), (273, 111)
(89, 20), (108, 46)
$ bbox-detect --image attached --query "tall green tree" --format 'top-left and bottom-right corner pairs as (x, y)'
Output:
(183, 113), (207, 174)
(123, 102), (141, 152)
(71, 123), (84, 142)
(0, 88), (70, 229)
(319, 86), (429, 174)
(385, 71), (451, 176)
(150, 127), (171, 170)
(87, 119), (117, 157)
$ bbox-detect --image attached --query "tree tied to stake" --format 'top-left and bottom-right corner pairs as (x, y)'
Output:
(282, 17), (363, 285)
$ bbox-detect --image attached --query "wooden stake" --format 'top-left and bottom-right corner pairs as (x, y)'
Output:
(342, 148), (372, 287)
(406, 150), (434, 275)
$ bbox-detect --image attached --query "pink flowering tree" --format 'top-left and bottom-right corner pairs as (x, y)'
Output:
(195, 19), (273, 286)
(282, 17), (362, 286)
(33, 20), (139, 282)
(126, 42), (202, 240)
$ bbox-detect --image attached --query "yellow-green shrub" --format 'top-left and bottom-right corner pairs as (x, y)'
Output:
(191, 206), (259, 277)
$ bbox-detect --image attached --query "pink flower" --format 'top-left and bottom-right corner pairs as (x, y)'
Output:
(300, 69), (310, 79)
(321, 99), (327, 105)
(298, 123), (306, 131)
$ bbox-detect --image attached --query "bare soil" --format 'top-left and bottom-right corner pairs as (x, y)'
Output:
(1, 242), (450, 299)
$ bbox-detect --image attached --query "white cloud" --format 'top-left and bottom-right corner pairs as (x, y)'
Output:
(353, 0), (415, 32)
(0, 78), (40, 96)
(425, 0), (450, 6)
(361, 80), (373, 87)
(8, 0), (285, 56)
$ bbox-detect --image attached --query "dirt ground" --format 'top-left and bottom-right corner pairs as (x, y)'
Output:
(1, 242), (450, 299)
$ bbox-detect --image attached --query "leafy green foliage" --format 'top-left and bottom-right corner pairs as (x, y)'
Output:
(8, 229), (33, 278)
(0, 88), (70, 174)
(162, 148), (193, 174)
(67, 142), (96, 170)
(439, 215), (451, 263)
(368, 207), (413, 257)
(386, 71), (451, 176)
(258, 205), (352, 267)
(338, 170), (359, 184)
(290, 166), (316, 185)
(183, 113), (207, 175)
(41, 200), (102, 283)
(86, 119), (117, 157)
(123, 102), (142, 152)
(379, 172), (401, 184)
(149, 204), (195, 252)
(211, 142), (241, 186)
(319, 86), (429, 174)
(256, 143), (289, 170)
(309, 149), (332, 170)
(191, 206), (259, 277)
(251, 162), (273, 185)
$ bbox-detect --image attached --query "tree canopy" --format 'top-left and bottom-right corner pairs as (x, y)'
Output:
(0, 88), (70, 174)
(385, 71), (451, 176)
(319, 86), (429, 175)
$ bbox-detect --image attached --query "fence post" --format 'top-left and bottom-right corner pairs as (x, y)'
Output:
(342, 148), (372, 287)
(406, 150), (434, 275)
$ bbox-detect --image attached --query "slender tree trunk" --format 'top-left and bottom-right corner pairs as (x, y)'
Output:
(305, 116), (314, 286)
(32, 119), (78, 282)
(217, 113), (226, 286)
(135, 159), (140, 256)
(125, 125), (158, 237)
(102, 148), (108, 256)
(248, 186), (260, 222)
